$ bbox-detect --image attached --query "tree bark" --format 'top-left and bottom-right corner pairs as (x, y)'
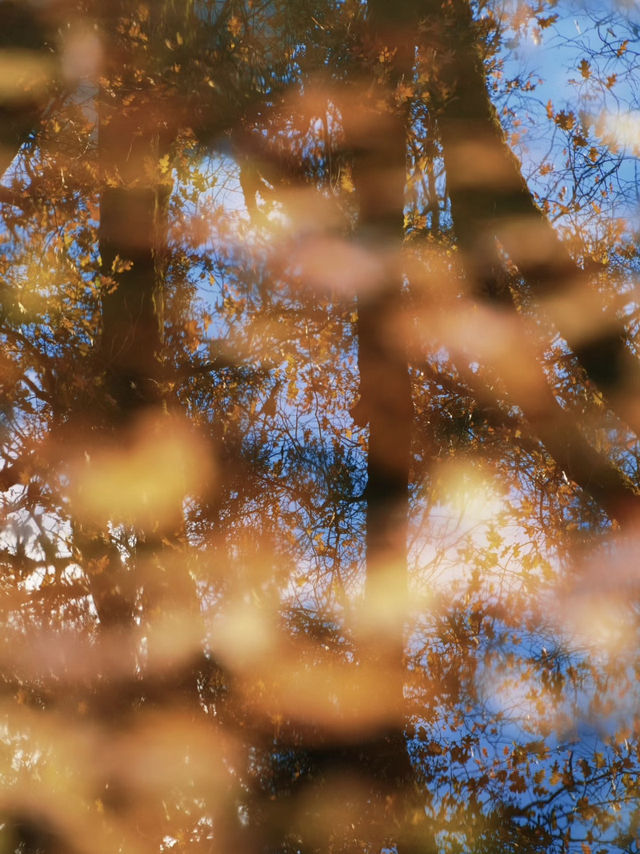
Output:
(421, 0), (640, 520)
(329, 3), (434, 851)
(428, 0), (640, 404)
(0, 1), (54, 177)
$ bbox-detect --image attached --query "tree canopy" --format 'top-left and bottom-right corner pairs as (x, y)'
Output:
(2, 1), (640, 852)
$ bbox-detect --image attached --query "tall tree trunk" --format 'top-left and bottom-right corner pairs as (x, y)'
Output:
(72, 4), (163, 707)
(420, 0), (640, 521)
(350, 117), (428, 850)
(72, 5), (222, 847)
(229, 3), (436, 847)
(76, 0), (169, 668)
(85, 9), (242, 852)
(333, 3), (434, 851)
(0, 1), (53, 178)
(424, 0), (640, 432)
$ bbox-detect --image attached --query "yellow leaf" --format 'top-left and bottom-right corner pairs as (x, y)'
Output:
(228, 15), (242, 38)
(555, 111), (575, 131)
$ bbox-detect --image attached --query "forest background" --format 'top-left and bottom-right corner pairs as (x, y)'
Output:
(2, 0), (640, 852)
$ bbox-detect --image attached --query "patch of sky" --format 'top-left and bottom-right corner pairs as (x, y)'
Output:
(168, 143), (367, 603)
(411, 626), (638, 850)
(497, 0), (640, 223)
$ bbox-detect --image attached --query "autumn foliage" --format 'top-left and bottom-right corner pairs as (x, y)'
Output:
(2, 1), (640, 853)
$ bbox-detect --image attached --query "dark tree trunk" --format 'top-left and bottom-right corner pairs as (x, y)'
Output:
(420, 0), (640, 522)
(76, 2), (170, 659)
(425, 0), (640, 429)
(0, 1), (53, 177)
(324, 3), (434, 851)
(81, 8), (239, 852)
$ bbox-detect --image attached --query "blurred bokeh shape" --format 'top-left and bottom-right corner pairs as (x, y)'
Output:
(207, 598), (276, 669)
(207, 599), (404, 731)
(0, 705), (111, 854)
(289, 234), (385, 295)
(239, 645), (403, 734)
(435, 460), (505, 531)
(98, 711), (234, 801)
(60, 22), (103, 83)
(0, 49), (54, 103)
(444, 134), (522, 189)
(0, 0), (58, 176)
(597, 108), (640, 156)
(68, 412), (214, 530)
(553, 534), (640, 657)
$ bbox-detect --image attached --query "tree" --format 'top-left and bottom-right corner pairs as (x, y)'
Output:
(2, 0), (640, 852)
